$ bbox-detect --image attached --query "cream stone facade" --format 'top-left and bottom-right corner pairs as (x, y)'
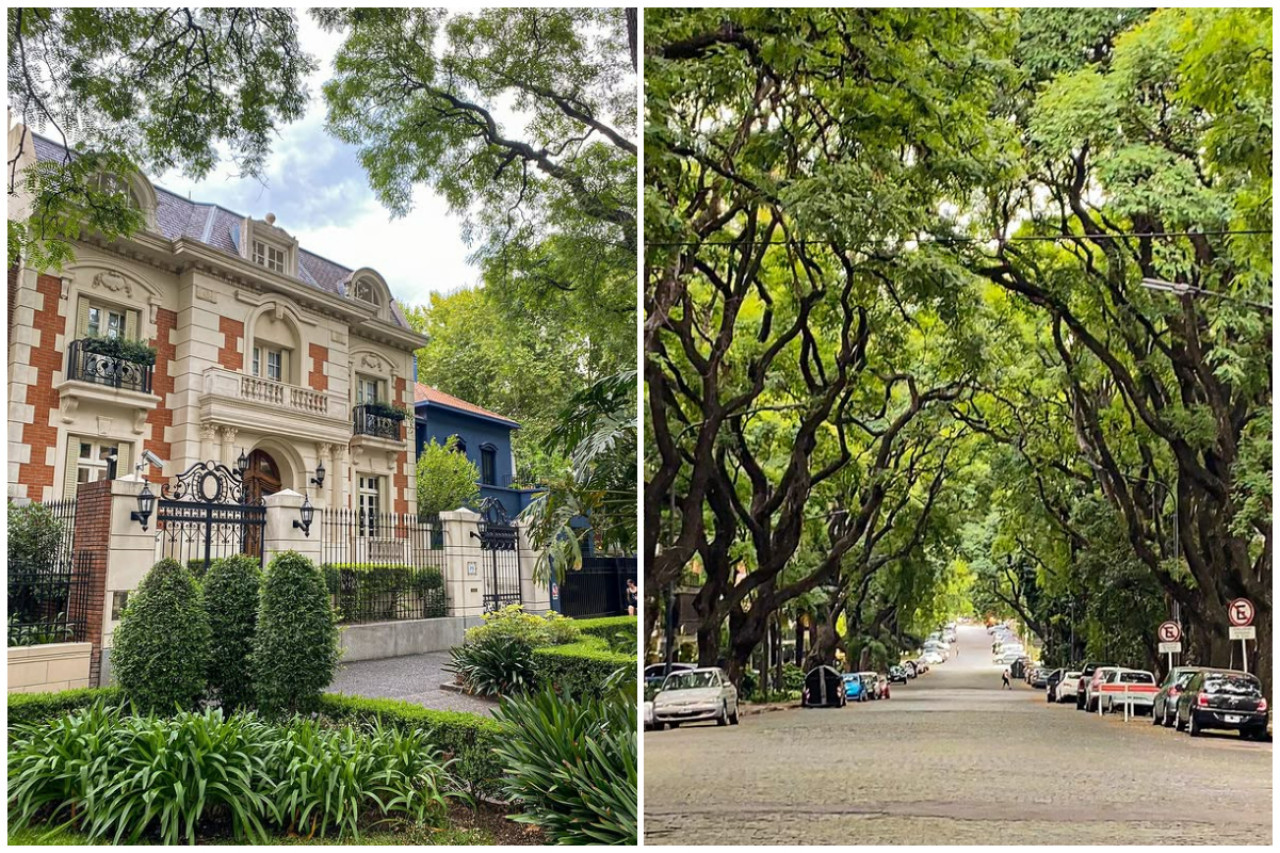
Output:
(8, 127), (426, 513)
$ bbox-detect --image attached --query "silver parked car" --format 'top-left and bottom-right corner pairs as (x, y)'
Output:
(652, 667), (740, 729)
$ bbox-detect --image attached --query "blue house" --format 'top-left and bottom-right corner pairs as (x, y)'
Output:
(413, 382), (539, 519)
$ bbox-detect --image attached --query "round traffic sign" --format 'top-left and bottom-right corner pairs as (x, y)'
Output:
(1228, 598), (1255, 627)
(1157, 621), (1182, 643)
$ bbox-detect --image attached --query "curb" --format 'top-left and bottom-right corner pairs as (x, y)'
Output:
(740, 702), (799, 716)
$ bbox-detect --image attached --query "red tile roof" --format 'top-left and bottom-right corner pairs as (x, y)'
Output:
(415, 382), (519, 427)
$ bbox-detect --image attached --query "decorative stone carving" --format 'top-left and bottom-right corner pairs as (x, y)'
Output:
(220, 425), (238, 444)
(360, 353), (382, 371)
(317, 442), (332, 460)
(133, 408), (149, 434)
(201, 423), (219, 441)
(60, 395), (79, 424)
(195, 285), (217, 304)
(96, 416), (113, 436)
(60, 276), (72, 300)
(92, 271), (132, 298)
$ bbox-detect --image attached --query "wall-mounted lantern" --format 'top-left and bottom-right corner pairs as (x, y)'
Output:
(310, 462), (326, 489)
(235, 448), (249, 478)
(294, 493), (315, 537)
(131, 482), (156, 531)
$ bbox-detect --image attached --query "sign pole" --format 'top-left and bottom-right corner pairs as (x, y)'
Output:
(1242, 639), (1249, 675)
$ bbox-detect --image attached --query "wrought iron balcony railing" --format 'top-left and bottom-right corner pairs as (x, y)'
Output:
(66, 339), (153, 394)
(352, 405), (402, 440)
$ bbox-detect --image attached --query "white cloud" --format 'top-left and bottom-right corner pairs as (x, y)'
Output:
(155, 11), (479, 310)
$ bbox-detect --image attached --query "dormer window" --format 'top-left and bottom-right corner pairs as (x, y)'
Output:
(354, 278), (381, 307)
(253, 240), (287, 274)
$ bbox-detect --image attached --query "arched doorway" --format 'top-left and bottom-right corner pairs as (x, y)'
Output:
(243, 449), (282, 504)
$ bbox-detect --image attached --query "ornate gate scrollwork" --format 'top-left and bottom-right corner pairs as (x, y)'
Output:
(156, 461), (266, 569)
(473, 497), (522, 612)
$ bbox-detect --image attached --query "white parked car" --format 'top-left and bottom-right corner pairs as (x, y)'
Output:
(643, 699), (655, 730)
(922, 651), (945, 665)
(1055, 671), (1083, 703)
(1098, 669), (1158, 714)
(652, 667), (739, 729)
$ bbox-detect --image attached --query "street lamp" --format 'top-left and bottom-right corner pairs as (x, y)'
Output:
(1140, 278), (1272, 314)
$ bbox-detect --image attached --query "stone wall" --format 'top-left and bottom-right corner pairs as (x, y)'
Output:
(7, 642), (92, 693)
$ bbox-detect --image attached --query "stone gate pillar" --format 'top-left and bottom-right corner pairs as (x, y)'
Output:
(439, 508), (485, 618)
(261, 489), (323, 568)
(517, 521), (552, 614)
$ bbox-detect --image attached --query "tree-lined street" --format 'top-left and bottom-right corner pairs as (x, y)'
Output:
(644, 626), (1271, 845)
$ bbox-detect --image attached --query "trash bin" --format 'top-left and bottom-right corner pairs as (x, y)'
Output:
(1010, 659), (1026, 680)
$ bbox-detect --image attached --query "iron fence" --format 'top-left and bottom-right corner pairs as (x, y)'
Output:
(319, 509), (448, 623)
(352, 405), (403, 440)
(7, 498), (91, 646)
(560, 555), (636, 618)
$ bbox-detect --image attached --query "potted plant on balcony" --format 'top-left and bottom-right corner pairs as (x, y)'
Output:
(363, 400), (408, 422)
(79, 335), (157, 367)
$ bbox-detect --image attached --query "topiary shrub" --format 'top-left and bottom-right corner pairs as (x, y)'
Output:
(530, 643), (633, 700)
(464, 604), (581, 647)
(253, 551), (339, 716)
(110, 558), (210, 713)
(203, 555), (262, 711)
(573, 615), (637, 655)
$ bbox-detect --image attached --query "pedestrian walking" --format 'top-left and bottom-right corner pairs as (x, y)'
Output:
(626, 578), (638, 616)
(1001, 668), (1011, 690)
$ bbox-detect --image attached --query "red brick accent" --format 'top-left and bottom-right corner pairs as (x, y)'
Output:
(393, 376), (409, 513)
(17, 273), (66, 498)
(218, 316), (244, 370)
(69, 479), (112, 686)
(308, 343), (329, 391)
(144, 308), (177, 482)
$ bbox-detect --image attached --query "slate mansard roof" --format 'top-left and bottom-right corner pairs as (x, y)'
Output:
(29, 132), (410, 329)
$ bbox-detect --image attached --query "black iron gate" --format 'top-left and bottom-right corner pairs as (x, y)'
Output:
(474, 498), (522, 612)
(156, 461), (267, 572)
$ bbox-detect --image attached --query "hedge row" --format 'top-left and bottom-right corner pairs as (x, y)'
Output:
(532, 642), (633, 699)
(571, 615), (637, 655)
(7, 686), (124, 728)
(8, 688), (505, 799)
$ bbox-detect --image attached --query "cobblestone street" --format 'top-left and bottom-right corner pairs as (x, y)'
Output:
(644, 626), (1272, 845)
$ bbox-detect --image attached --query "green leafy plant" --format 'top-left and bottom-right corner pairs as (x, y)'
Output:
(416, 435), (481, 515)
(8, 501), (66, 574)
(254, 551), (339, 716)
(110, 558), (210, 713)
(323, 563), (446, 623)
(77, 335), (156, 366)
(463, 603), (581, 648)
(491, 675), (637, 844)
(269, 717), (458, 839)
(447, 635), (538, 697)
(530, 642), (633, 700)
(574, 616), (638, 655)
(361, 399), (409, 421)
(6, 686), (124, 728)
(7, 704), (278, 845)
(203, 555), (262, 711)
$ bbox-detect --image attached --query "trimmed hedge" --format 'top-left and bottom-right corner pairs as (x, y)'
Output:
(531, 642), (633, 699)
(254, 552), (339, 716)
(572, 615), (637, 655)
(323, 563), (446, 623)
(7, 686), (124, 729)
(316, 694), (505, 798)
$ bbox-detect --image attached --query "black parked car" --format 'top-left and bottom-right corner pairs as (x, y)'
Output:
(1152, 667), (1203, 728)
(1174, 669), (1268, 739)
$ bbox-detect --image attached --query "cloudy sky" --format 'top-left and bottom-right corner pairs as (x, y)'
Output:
(156, 14), (477, 309)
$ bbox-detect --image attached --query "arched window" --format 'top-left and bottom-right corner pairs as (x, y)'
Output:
(479, 443), (497, 486)
(449, 435), (467, 455)
(354, 278), (381, 307)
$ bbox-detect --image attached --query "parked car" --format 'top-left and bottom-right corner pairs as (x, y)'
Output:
(645, 661), (695, 691)
(1054, 670), (1083, 703)
(1175, 670), (1268, 739)
(923, 651), (945, 665)
(1153, 667), (1204, 728)
(1098, 669), (1158, 715)
(842, 672), (868, 702)
(903, 660), (918, 678)
(1075, 662), (1113, 710)
(889, 665), (909, 684)
(644, 681), (659, 730)
(878, 673), (891, 700)
(652, 667), (740, 729)
(1082, 667), (1119, 712)
(860, 671), (883, 699)
(1030, 667), (1051, 688)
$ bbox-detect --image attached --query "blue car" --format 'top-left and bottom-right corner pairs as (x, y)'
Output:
(842, 672), (867, 702)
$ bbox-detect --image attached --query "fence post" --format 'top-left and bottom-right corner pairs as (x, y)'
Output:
(262, 490), (323, 568)
(87, 476), (164, 685)
(517, 521), (552, 614)
(439, 509), (486, 619)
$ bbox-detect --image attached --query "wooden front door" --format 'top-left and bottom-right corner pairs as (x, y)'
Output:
(242, 450), (280, 558)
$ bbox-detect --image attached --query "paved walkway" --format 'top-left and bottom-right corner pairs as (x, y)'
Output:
(327, 651), (499, 716)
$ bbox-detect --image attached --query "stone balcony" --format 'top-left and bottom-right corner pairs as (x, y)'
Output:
(199, 367), (350, 443)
